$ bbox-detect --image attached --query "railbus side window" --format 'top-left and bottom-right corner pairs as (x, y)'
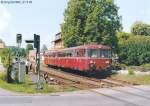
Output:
(65, 50), (72, 57)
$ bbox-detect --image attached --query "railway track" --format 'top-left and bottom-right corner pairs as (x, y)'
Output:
(40, 67), (141, 106)
(40, 71), (98, 90)
(107, 77), (139, 85)
(40, 66), (128, 89)
(40, 66), (150, 106)
(40, 69), (102, 90)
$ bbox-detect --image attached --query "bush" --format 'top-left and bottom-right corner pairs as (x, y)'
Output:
(118, 35), (150, 66)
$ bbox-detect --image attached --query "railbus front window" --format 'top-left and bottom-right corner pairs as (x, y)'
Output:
(87, 49), (111, 58)
(88, 49), (99, 58)
(100, 50), (111, 58)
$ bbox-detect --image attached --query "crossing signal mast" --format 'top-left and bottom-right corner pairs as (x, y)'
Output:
(34, 34), (40, 52)
(16, 34), (22, 59)
(34, 34), (40, 82)
(25, 34), (41, 82)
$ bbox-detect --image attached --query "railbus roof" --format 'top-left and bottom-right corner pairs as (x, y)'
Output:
(45, 44), (111, 54)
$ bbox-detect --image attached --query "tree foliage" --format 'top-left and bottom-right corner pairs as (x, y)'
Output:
(0, 47), (26, 67)
(131, 22), (150, 36)
(0, 48), (13, 68)
(118, 35), (150, 65)
(117, 32), (131, 41)
(9, 46), (26, 57)
(61, 0), (122, 50)
(26, 44), (34, 55)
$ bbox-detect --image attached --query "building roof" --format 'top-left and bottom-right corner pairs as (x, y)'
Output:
(52, 32), (62, 42)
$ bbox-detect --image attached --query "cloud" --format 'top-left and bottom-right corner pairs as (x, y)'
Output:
(0, 5), (11, 32)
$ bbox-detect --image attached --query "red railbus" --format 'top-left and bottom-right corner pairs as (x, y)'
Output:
(44, 44), (112, 72)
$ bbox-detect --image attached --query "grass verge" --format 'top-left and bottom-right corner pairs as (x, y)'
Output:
(0, 72), (78, 94)
(111, 74), (150, 85)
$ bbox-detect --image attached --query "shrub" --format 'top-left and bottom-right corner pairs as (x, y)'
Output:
(118, 35), (150, 66)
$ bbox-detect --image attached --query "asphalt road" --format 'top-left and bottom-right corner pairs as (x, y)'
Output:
(0, 85), (150, 106)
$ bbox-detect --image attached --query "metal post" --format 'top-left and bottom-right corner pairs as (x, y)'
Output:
(37, 43), (40, 82)
(25, 34), (41, 88)
(37, 52), (40, 82)
(35, 50), (38, 81)
(34, 34), (40, 82)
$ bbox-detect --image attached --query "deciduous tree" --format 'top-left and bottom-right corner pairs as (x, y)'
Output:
(131, 21), (150, 36)
(61, 0), (122, 51)
(41, 44), (48, 52)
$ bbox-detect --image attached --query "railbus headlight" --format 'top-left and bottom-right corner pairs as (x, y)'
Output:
(89, 60), (96, 71)
(90, 60), (96, 64)
(105, 61), (110, 64)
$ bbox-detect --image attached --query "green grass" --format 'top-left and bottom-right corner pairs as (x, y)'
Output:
(111, 74), (150, 85)
(127, 64), (150, 72)
(0, 72), (78, 94)
(128, 68), (135, 75)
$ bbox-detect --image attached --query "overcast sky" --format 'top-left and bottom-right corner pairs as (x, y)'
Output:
(0, 0), (150, 48)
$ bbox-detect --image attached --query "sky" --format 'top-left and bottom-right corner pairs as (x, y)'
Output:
(0, 0), (150, 48)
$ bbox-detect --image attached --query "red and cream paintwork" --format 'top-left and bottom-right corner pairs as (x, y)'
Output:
(44, 44), (112, 72)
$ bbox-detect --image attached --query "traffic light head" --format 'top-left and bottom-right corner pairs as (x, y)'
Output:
(34, 34), (40, 52)
(16, 34), (22, 44)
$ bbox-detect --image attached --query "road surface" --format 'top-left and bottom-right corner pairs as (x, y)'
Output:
(0, 85), (150, 106)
